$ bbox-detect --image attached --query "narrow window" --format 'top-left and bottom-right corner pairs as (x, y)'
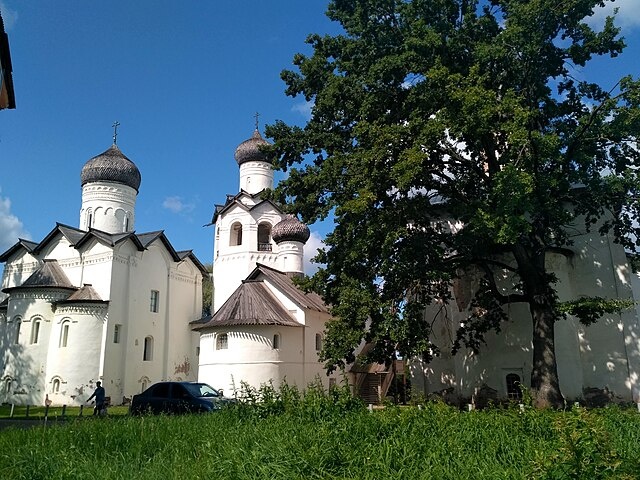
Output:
(272, 333), (280, 349)
(113, 324), (121, 344)
(216, 333), (228, 350)
(196, 346), (200, 357)
(4, 378), (12, 395)
(59, 321), (70, 348)
(506, 373), (522, 400)
(258, 223), (272, 251)
(143, 336), (154, 361)
(14, 319), (21, 344)
(140, 377), (149, 393)
(150, 290), (159, 313)
(315, 333), (322, 352)
(52, 378), (61, 393)
(87, 212), (93, 228)
(30, 320), (41, 345)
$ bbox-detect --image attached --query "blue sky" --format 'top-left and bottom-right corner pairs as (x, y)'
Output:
(1, 0), (639, 273)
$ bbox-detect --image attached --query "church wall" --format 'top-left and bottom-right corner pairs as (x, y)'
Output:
(164, 259), (201, 383)
(213, 205), (282, 310)
(0, 250), (39, 294)
(40, 236), (77, 262)
(198, 327), (294, 393)
(410, 226), (640, 404)
(44, 305), (107, 406)
(1, 290), (68, 405)
(114, 245), (169, 397)
(303, 310), (338, 388)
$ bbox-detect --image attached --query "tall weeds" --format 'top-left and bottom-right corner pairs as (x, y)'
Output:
(0, 383), (638, 480)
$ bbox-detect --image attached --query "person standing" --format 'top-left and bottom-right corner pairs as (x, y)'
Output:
(87, 381), (106, 416)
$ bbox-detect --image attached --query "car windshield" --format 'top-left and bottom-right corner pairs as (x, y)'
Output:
(184, 383), (220, 398)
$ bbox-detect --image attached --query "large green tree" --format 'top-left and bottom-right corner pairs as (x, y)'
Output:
(267, 0), (640, 408)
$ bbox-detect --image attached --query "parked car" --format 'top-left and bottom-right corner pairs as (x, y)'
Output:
(129, 381), (232, 415)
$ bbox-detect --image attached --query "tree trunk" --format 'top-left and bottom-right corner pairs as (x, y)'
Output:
(529, 301), (564, 408)
(513, 245), (564, 408)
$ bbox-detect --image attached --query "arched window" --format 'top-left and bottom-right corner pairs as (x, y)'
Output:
(143, 336), (154, 361)
(140, 376), (150, 393)
(4, 378), (12, 395)
(124, 216), (129, 232)
(216, 333), (228, 350)
(52, 378), (61, 393)
(59, 320), (70, 348)
(506, 373), (522, 400)
(258, 223), (272, 251)
(30, 319), (41, 345)
(230, 222), (243, 246)
(272, 333), (281, 349)
(315, 333), (323, 352)
(87, 210), (93, 229)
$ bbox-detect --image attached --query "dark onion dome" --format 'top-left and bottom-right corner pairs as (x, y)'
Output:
(81, 144), (142, 192)
(272, 215), (310, 244)
(234, 129), (271, 165)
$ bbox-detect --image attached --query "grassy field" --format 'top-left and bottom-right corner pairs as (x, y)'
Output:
(1, 385), (639, 480)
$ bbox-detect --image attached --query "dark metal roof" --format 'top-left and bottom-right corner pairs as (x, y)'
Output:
(209, 191), (283, 225)
(0, 239), (39, 262)
(193, 279), (302, 330)
(81, 144), (141, 192)
(2, 259), (76, 293)
(1, 224), (206, 279)
(0, 297), (7, 309)
(248, 263), (328, 313)
(57, 284), (106, 304)
(234, 129), (271, 165)
(272, 215), (310, 244)
(176, 250), (210, 277)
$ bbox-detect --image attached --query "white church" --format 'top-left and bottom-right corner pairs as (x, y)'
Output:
(1, 124), (640, 407)
(0, 127), (337, 407)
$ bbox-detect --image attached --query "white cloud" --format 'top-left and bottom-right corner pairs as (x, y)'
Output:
(0, 189), (30, 252)
(292, 100), (314, 120)
(303, 230), (325, 276)
(589, 0), (640, 30)
(162, 196), (195, 214)
(0, 2), (18, 30)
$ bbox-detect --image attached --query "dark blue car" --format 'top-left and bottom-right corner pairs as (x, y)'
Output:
(129, 381), (231, 415)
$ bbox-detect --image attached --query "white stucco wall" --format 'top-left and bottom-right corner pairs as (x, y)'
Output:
(410, 227), (640, 403)
(80, 181), (136, 233)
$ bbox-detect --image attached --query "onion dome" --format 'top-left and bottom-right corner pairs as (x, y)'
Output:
(234, 129), (271, 165)
(272, 215), (310, 244)
(81, 144), (141, 192)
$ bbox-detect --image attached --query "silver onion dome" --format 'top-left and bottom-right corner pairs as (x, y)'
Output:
(234, 129), (271, 165)
(272, 215), (311, 244)
(81, 144), (141, 192)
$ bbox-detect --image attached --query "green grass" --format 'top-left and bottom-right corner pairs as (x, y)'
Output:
(1, 384), (638, 479)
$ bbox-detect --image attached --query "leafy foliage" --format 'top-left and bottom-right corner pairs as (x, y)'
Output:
(266, 0), (640, 407)
(559, 297), (635, 326)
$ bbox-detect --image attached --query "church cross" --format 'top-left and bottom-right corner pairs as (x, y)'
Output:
(112, 121), (121, 145)
(254, 112), (260, 131)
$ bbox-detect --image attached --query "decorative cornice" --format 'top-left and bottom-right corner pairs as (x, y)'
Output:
(11, 290), (71, 302)
(55, 304), (108, 316)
